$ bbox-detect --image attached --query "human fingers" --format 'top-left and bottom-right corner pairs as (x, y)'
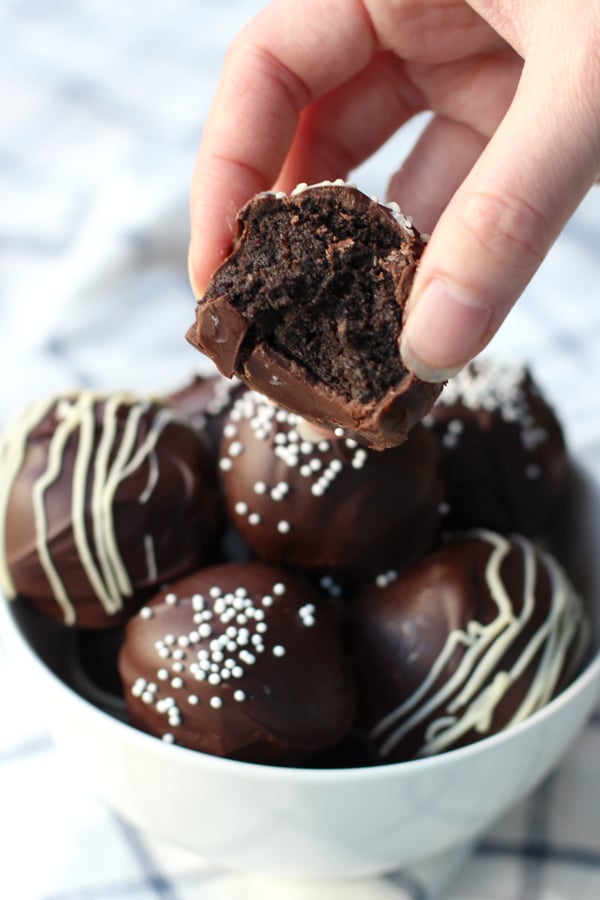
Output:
(273, 51), (423, 193)
(386, 114), (488, 234)
(188, 0), (377, 297)
(399, 58), (600, 382)
(386, 45), (522, 232)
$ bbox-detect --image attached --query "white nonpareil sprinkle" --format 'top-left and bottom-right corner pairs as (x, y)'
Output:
(210, 696), (223, 709)
(272, 645), (286, 657)
(375, 569), (398, 589)
(299, 603), (316, 627)
(277, 520), (291, 534)
(228, 440), (243, 457)
(192, 594), (205, 611)
(139, 607), (153, 619)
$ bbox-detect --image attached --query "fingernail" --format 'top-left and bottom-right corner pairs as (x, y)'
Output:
(187, 241), (204, 300)
(400, 279), (493, 382)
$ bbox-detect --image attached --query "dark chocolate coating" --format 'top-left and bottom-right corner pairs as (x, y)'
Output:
(0, 390), (223, 628)
(163, 371), (245, 454)
(350, 531), (589, 762)
(217, 390), (444, 580)
(118, 561), (357, 764)
(186, 183), (443, 450)
(424, 358), (568, 535)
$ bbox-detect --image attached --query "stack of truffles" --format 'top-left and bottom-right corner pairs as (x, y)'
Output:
(0, 183), (590, 767)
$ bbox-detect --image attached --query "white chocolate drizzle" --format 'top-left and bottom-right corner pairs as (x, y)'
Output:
(0, 390), (188, 624)
(370, 530), (589, 758)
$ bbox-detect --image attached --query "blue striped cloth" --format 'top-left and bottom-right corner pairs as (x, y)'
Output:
(1, 2), (599, 897)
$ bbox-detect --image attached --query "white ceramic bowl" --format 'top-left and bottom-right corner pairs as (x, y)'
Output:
(1, 463), (599, 880)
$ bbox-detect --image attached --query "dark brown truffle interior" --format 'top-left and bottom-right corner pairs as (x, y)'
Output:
(209, 190), (420, 404)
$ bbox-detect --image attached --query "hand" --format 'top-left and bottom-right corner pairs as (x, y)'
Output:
(188, 0), (600, 381)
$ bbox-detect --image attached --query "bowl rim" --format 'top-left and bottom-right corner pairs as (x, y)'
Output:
(2, 587), (599, 785)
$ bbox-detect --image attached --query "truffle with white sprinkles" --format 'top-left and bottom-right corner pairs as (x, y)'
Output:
(118, 561), (356, 763)
(423, 358), (568, 535)
(217, 390), (444, 579)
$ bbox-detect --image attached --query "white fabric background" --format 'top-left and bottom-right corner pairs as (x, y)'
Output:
(0, 2), (599, 898)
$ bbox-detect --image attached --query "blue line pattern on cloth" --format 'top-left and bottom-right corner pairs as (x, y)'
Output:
(0, 2), (599, 898)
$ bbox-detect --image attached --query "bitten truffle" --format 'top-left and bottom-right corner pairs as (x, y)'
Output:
(186, 181), (443, 450)
(0, 390), (223, 627)
(424, 358), (568, 535)
(217, 390), (444, 580)
(118, 561), (356, 764)
(351, 530), (589, 762)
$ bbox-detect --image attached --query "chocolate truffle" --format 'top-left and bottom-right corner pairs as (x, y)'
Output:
(118, 561), (356, 764)
(186, 181), (443, 450)
(351, 530), (589, 762)
(424, 358), (568, 535)
(217, 390), (444, 580)
(163, 370), (244, 453)
(0, 390), (223, 627)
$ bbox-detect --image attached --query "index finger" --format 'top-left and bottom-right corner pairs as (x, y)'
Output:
(189, 0), (377, 296)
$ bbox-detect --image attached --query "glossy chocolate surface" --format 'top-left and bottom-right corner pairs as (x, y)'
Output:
(0, 390), (223, 627)
(119, 561), (356, 763)
(351, 531), (589, 762)
(424, 359), (568, 534)
(217, 390), (444, 579)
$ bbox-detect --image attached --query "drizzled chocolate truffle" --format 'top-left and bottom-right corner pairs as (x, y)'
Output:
(186, 181), (443, 450)
(351, 531), (589, 762)
(118, 561), (356, 764)
(424, 358), (568, 534)
(0, 390), (223, 628)
(218, 390), (444, 580)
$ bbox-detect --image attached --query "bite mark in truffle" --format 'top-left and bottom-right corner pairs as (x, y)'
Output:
(187, 181), (443, 449)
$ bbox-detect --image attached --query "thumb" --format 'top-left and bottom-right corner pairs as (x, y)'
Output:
(400, 63), (600, 382)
